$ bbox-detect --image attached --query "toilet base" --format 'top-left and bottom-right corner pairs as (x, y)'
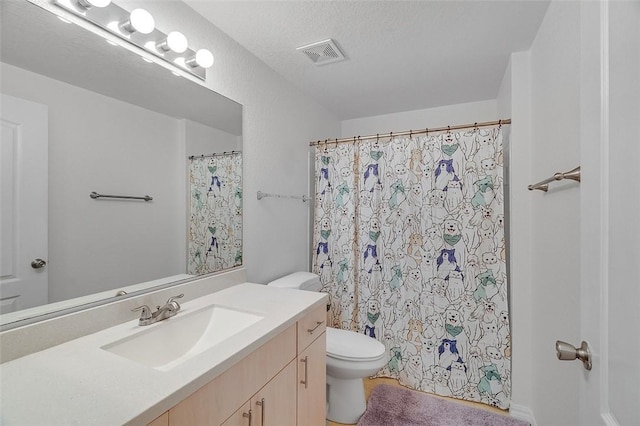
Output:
(326, 375), (367, 424)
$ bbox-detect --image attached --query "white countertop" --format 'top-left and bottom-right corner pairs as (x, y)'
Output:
(0, 283), (327, 425)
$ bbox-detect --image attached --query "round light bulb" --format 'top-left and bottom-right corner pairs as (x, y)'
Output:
(120, 8), (155, 34)
(77, 0), (111, 9)
(158, 31), (188, 54)
(193, 49), (214, 68)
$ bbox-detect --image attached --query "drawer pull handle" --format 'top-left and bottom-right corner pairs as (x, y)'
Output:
(243, 410), (252, 426)
(255, 398), (265, 425)
(300, 356), (308, 389)
(307, 321), (324, 334)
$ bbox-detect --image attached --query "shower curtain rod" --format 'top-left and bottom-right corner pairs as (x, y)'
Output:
(308, 118), (511, 147)
(188, 150), (241, 160)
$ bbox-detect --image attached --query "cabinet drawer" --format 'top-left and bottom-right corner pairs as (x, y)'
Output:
(297, 303), (326, 352)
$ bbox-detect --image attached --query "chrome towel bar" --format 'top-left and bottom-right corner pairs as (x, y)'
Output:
(90, 192), (153, 202)
(257, 190), (310, 203)
(528, 166), (581, 192)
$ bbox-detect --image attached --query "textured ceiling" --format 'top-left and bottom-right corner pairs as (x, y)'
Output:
(186, 0), (550, 120)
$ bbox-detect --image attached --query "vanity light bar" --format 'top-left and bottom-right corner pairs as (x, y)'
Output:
(52, 0), (213, 81)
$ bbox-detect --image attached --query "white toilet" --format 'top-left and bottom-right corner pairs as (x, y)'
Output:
(267, 272), (387, 424)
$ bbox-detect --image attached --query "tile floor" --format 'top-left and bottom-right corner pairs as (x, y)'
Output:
(327, 377), (507, 426)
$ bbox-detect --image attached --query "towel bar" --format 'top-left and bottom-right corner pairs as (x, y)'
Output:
(528, 166), (580, 192)
(90, 192), (153, 201)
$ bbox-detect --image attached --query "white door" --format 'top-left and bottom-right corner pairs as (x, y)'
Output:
(579, 1), (640, 424)
(0, 94), (49, 313)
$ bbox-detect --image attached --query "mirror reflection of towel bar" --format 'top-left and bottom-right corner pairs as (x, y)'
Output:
(528, 166), (581, 192)
(257, 190), (309, 203)
(90, 192), (153, 202)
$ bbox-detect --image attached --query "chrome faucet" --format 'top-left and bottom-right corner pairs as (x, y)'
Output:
(132, 294), (184, 326)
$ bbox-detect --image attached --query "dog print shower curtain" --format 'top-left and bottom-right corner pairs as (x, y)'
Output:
(188, 152), (242, 274)
(312, 126), (511, 409)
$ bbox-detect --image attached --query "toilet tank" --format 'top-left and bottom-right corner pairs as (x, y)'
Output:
(267, 272), (322, 292)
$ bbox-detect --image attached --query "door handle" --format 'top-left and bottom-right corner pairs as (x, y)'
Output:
(31, 258), (47, 269)
(556, 340), (592, 370)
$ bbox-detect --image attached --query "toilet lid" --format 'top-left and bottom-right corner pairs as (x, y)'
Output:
(326, 327), (386, 361)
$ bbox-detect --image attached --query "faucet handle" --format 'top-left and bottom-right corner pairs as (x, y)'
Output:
(166, 293), (184, 305)
(132, 305), (152, 320)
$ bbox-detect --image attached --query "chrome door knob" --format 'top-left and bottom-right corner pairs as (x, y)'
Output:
(556, 340), (592, 370)
(31, 258), (47, 269)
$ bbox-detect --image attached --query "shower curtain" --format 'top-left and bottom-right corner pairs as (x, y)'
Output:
(188, 152), (242, 275)
(312, 126), (511, 409)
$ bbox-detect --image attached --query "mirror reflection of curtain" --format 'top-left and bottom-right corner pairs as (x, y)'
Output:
(312, 126), (511, 409)
(188, 152), (242, 275)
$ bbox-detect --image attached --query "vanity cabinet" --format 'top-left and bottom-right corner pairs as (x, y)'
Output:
(164, 302), (327, 426)
(297, 331), (326, 425)
(222, 361), (296, 426)
(296, 303), (327, 426)
(168, 325), (296, 425)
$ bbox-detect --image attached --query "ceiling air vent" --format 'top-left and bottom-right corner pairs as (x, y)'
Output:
(296, 39), (345, 66)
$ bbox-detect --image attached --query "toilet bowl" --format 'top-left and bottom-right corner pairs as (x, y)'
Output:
(325, 327), (387, 423)
(267, 272), (387, 424)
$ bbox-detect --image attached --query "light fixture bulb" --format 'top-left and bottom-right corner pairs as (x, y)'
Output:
(76, 0), (111, 9)
(119, 8), (155, 35)
(157, 31), (188, 54)
(186, 49), (214, 69)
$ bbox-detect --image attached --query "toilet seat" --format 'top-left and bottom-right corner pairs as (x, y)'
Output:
(326, 327), (385, 362)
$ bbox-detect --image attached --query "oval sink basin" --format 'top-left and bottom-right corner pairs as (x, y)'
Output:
(102, 305), (263, 371)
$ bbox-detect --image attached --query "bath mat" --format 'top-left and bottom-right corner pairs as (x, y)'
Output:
(357, 384), (530, 426)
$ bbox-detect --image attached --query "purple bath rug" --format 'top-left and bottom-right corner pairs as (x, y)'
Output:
(357, 384), (530, 426)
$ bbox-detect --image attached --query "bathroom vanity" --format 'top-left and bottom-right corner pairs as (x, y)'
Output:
(0, 283), (327, 425)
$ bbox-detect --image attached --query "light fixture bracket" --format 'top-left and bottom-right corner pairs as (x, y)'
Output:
(52, 0), (207, 80)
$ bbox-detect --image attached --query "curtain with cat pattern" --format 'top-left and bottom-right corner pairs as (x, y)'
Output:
(188, 152), (243, 275)
(312, 126), (511, 409)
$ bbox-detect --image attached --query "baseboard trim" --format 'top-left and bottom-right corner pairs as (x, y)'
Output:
(510, 403), (537, 426)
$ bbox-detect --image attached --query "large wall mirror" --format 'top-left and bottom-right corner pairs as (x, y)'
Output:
(0, 0), (243, 329)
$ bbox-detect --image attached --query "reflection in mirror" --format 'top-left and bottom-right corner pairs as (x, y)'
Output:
(0, 0), (243, 329)
(188, 152), (243, 275)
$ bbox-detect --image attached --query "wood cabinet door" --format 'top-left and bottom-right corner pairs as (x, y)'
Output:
(221, 401), (252, 426)
(252, 360), (296, 426)
(297, 332), (326, 426)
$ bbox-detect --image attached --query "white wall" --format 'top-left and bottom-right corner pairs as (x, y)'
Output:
(184, 119), (240, 157)
(118, 1), (341, 284)
(497, 51), (535, 420)
(1, 62), (186, 302)
(341, 100), (498, 137)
